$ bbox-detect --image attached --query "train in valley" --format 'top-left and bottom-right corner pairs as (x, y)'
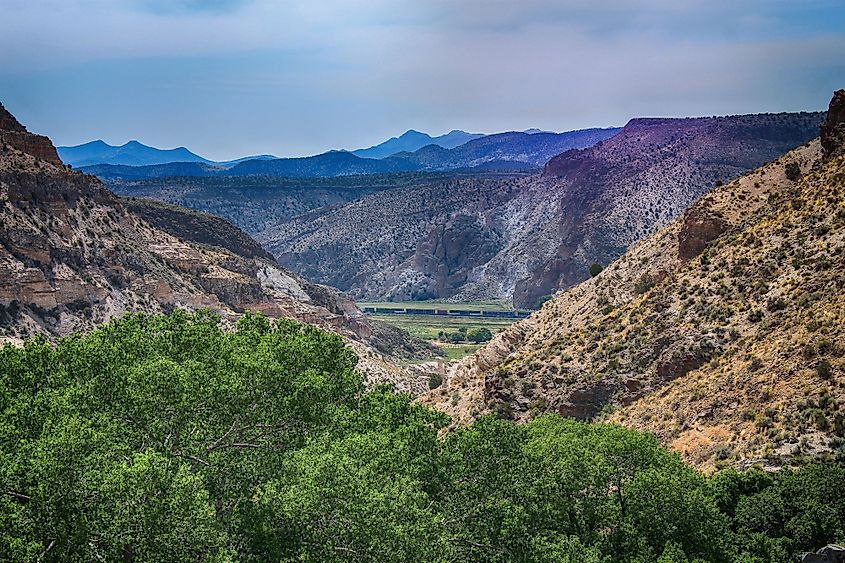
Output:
(361, 306), (530, 319)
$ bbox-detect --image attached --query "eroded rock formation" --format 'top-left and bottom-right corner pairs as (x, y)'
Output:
(821, 89), (845, 159)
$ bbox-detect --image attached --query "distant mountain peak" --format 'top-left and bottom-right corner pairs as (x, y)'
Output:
(352, 128), (484, 159)
(80, 139), (109, 147)
(57, 139), (210, 168)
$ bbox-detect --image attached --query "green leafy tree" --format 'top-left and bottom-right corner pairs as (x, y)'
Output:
(785, 162), (802, 182)
(467, 327), (493, 343)
(2, 310), (843, 561)
(534, 294), (554, 309)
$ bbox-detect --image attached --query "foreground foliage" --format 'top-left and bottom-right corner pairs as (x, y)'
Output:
(1, 312), (842, 561)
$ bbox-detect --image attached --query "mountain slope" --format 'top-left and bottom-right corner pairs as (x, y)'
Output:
(0, 105), (431, 393)
(122, 198), (276, 261)
(82, 151), (417, 179)
(261, 112), (823, 305)
(215, 154), (277, 167)
(260, 176), (525, 300)
(423, 93), (845, 469)
(511, 112), (826, 307)
(80, 161), (221, 179)
(104, 172), (461, 236)
(352, 129), (484, 159)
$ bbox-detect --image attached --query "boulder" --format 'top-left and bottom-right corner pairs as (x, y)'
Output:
(677, 205), (728, 260)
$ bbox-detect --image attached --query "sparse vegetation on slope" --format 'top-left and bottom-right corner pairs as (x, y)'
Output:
(424, 111), (844, 470)
(261, 176), (524, 300)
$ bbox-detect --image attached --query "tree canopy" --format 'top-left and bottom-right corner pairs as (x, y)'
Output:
(1, 311), (842, 561)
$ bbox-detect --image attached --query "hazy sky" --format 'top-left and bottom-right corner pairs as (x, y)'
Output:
(1, 0), (843, 160)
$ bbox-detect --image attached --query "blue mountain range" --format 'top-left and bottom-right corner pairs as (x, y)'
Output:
(351, 129), (484, 159)
(57, 139), (276, 168)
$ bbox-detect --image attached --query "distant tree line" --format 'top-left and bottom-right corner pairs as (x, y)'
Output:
(1, 311), (842, 561)
(438, 326), (493, 344)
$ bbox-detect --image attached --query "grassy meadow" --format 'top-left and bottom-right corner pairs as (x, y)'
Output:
(360, 300), (523, 361)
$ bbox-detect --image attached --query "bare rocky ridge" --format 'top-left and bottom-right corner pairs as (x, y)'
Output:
(0, 106), (430, 394)
(261, 112), (824, 307)
(122, 197), (276, 261)
(423, 96), (845, 469)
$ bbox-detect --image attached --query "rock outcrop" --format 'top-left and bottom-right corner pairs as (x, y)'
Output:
(821, 89), (845, 159)
(677, 205), (729, 260)
(0, 103), (62, 165)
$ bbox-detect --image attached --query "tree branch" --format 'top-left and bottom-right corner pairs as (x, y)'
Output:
(206, 419), (239, 453)
(41, 539), (56, 558)
(6, 490), (31, 503)
(447, 537), (503, 552)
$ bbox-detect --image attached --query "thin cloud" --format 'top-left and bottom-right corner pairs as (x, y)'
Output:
(132, 0), (254, 14)
(0, 0), (842, 159)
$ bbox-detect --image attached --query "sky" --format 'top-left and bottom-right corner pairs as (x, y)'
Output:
(1, 0), (844, 160)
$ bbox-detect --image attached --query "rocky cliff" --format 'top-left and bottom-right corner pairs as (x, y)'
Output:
(0, 103), (62, 165)
(821, 89), (845, 159)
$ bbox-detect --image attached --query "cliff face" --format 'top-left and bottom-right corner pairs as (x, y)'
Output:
(0, 103), (62, 165)
(0, 105), (430, 394)
(422, 94), (845, 469)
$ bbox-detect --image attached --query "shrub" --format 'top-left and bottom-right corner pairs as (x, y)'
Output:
(467, 327), (493, 344)
(447, 331), (466, 343)
(634, 272), (656, 295)
(429, 371), (443, 389)
(817, 359), (833, 380)
(785, 162), (802, 182)
(589, 263), (604, 277)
